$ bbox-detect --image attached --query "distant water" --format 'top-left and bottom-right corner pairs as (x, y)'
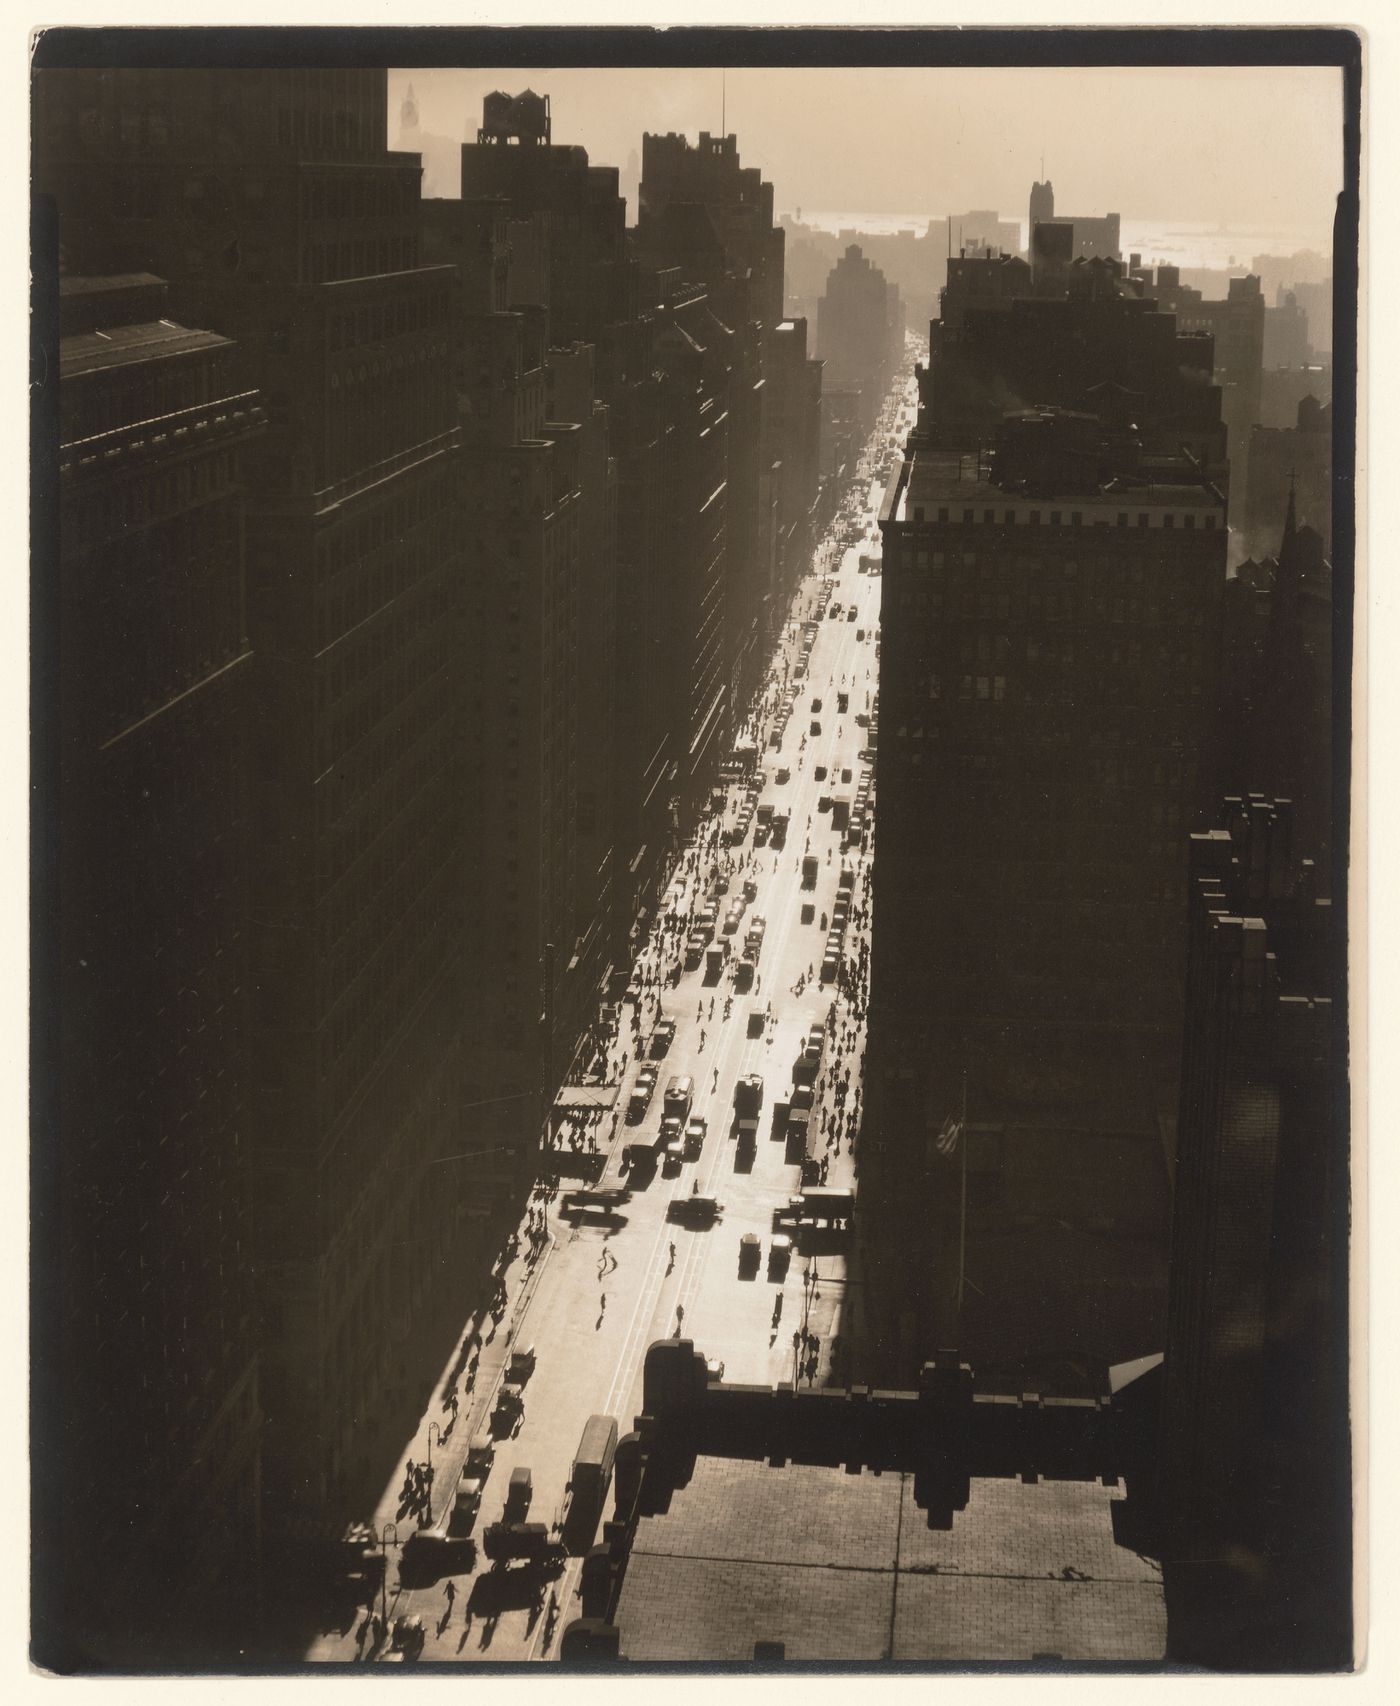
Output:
(785, 211), (1331, 271)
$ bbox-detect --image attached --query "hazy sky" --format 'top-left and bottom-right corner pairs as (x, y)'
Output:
(390, 64), (1342, 245)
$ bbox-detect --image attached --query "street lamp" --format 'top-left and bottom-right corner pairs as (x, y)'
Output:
(379, 1520), (398, 1633)
(424, 1421), (442, 1525)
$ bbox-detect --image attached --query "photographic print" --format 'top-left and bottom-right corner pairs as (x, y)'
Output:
(28, 21), (1358, 1676)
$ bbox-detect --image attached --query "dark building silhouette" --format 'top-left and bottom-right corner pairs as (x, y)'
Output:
(1244, 393), (1332, 560)
(1143, 266), (1266, 495)
(458, 110), (679, 930)
(1027, 177), (1122, 270)
(817, 244), (904, 448)
(36, 68), (473, 1542)
(50, 268), (265, 1664)
(1219, 492), (1334, 877)
(1160, 797), (1348, 1669)
(867, 285), (1230, 1381)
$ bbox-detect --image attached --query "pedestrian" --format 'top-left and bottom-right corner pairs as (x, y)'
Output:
(445, 1579), (456, 1610)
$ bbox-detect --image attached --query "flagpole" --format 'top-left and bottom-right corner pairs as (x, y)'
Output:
(956, 1067), (968, 1319)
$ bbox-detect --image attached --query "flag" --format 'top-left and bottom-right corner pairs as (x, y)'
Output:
(935, 1111), (962, 1157)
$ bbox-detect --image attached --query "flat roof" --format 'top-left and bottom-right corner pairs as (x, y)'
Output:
(60, 319), (230, 379)
(905, 448), (1222, 509)
(614, 1455), (1165, 1661)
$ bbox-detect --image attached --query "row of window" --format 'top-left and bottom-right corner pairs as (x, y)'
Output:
(326, 289), (451, 355)
(67, 445), (241, 554)
(911, 504), (1219, 530)
(301, 170), (414, 223)
(303, 236), (417, 286)
(891, 584), (1209, 627)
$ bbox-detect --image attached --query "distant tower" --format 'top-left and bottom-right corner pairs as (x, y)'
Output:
(400, 82), (419, 136)
(1029, 176), (1054, 234)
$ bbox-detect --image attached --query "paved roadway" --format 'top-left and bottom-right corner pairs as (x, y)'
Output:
(309, 359), (922, 1664)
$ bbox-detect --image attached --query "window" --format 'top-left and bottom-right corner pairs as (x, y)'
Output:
(1050, 511), (1061, 524)
(1005, 509), (1016, 524)
(1117, 513), (1128, 527)
(1163, 513), (1175, 529)
(1204, 515), (1217, 530)
(1030, 510), (1041, 524)
(984, 509), (995, 523)
(962, 508), (974, 523)
(937, 507), (949, 523)
(1184, 513), (1196, 528)
(1138, 513), (1149, 528)
(1071, 511), (1082, 525)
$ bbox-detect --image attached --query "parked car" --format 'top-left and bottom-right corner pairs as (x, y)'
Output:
(649, 1019), (677, 1057)
(739, 1232), (762, 1276)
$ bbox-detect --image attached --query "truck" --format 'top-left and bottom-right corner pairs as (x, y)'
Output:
(663, 1075), (694, 1125)
(831, 797), (851, 832)
(801, 854), (819, 889)
(733, 1073), (763, 1147)
(481, 1521), (565, 1569)
(706, 943), (727, 977)
(564, 1414), (619, 1542)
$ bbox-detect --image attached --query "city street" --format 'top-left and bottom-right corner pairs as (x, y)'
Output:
(309, 361), (921, 1664)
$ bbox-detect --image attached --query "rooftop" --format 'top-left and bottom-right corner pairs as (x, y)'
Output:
(614, 1454), (1165, 1661)
(60, 319), (231, 380)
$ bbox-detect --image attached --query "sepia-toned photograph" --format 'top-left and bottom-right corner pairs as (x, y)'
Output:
(27, 19), (1359, 1677)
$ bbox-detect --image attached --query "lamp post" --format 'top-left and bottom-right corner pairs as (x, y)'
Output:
(379, 1521), (398, 1634)
(425, 1421), (442, 1525)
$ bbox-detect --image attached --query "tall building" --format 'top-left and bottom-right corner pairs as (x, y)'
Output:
(35, 68), (473, 1531)
(48, 267), (265, 1664)
(1160, 797), (1347, 1668)
(817, 244), (903, 431)
(1244, 393), (1332, 560)
(421, 188), (621, 1194)
(866, 286), (1230, 1381)
(1146, 266), (1266, 493)
(638, 128), (786, 324)
(1026, 177), (1121, 265)
(458, 100), (677, 927)
(1219, 492), (1334, 877)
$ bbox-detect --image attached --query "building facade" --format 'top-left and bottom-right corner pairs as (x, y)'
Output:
(865, 284), (1230, 1381)
(1160, 797), (1347, 1668)
(36, 67), (475, 1532)
(49, 267), (265, 1665)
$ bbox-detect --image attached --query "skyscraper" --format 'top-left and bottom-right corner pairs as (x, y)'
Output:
(48, 266), (265, 1664)
(36, 67), (473, 1529)
(1160, 796), (1346, 1668)
(866, 282), (1229, 1380)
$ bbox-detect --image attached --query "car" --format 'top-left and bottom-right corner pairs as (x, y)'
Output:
(776, 767), (791, 784)
(449, 1476), (485, 1537)
(637, 1063), (659, 1089)
(856, 628), (865, 641)
(856, 712), (869, 728)
(768, 1235), (793, 1279)
(739, 1232), (762, 1276)
(722, 910), (742, 936)
(818, 794), (832, 812)
(684, 1115), (707, 1158)
(747, 1007), (765, 1038)
(810, 720), (821, 736)
(661, 1114), (683, 1145)
(649, 1020), (676, 1057)
(814, 763), (828, 782)
(507, 1344), (536, 1383)
(841, 767), (853, 784)
(812, 698), (823, 713)
(848, 608), (858, 622)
